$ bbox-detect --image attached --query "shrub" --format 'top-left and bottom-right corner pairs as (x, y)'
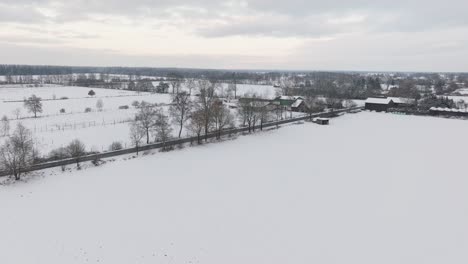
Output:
(118, 105), (129, 110)
(131, 101), (140, 108)
(60, 96), (69, 100)
(88, 90), (96, 96)
(60, 108), (66, 113)
(48, 147), (70, 160)
(84, 107), (92, 113)
(109, 141), (123, 151)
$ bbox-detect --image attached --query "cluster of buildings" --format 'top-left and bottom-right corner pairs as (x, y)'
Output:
(365, 96), (468, 118)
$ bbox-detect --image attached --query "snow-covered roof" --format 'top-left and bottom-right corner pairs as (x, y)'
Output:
(430, 107), (468, 113)
(277, 96), (302, 101)
(388, 97), (415, 104)
(291, 99), (303, 108)
(365, 97), (392, 105)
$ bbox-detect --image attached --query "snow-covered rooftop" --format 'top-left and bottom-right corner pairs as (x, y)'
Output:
(388, 97), (415, 104)
(365, 97), (392, 104)
(430, 107), (468, 113)
(365, 97), (415, 105)
(276, 95), (302, 101)
(291, 99), (303, 108)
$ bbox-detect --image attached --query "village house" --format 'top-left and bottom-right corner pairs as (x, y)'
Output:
(291, 98), (306, 112)
(364, 97), (395, 112)
(271, 96), (303, 107)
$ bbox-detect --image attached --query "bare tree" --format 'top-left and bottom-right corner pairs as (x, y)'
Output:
(0, 123), (34, 180)
(170, 92), (192, 138)
(24, 94), (43, 118)
(304, 95), (326, 120)
(129, 120), (145, 155)
(196, 79), (217, 141)
(96, 99), (104, 112)
(227, 83), (237, 100)
(280, 78), (294, 96)
(1, 115), (9, 136)
(186, 109), (205, 144)
(135, 102), (157, 144)
(67, 139), (86, 168)
(211, 103), (235, 139)
(326, 97), (343, 110)
(238, 97), (257, 132)
(456, 99), (466, 109)
(257, 104), (272, 131)
(185, 78), (196, 95)
(12, 108), (21, 119)
(168, 73), (182, 94)
(48, 147), (69, 171)
(152, 109), (173, 150)
(229, 73), (238, 99)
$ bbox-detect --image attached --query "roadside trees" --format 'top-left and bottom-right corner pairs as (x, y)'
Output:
(211, 103), (235, 139)
(1, 115), (9, 136)
(153, 109), (173, 150)
(67, 139), (86, 168)
(169, 92), (192, 138)
(135, 102), (157, 144)
(129, 120), (145, 155)
(0, 123), (34, 180)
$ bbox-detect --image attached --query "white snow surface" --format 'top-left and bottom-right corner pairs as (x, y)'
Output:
(1, 112), (468, 263)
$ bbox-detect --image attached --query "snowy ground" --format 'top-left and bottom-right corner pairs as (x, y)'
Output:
(454, 88), (468, 95)
(1, 111), (467, 264)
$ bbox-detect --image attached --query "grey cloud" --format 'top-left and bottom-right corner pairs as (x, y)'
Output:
(0, 4), (48, 23)
(0, 35), (65, 45)
(0, 42), (272, 69)
(2, 1), (468, 38)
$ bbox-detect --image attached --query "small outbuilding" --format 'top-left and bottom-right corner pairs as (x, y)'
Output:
(314, 117), (329, 125)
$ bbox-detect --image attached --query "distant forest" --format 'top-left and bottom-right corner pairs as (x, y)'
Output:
(0, 64), (283, 81)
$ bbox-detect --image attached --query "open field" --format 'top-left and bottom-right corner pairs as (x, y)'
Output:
(1, 112), (467, 264)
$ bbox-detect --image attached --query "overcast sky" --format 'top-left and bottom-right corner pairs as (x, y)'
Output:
(1, 0), (468, 72)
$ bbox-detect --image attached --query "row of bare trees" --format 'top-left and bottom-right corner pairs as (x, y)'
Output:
(127, 80), (335, 153)
(128, 79), (237, 151)
(0, 121), (92, 180)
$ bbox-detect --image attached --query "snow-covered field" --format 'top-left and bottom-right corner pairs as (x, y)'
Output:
(0, 86), (176, 153)
(0, 86), (168, 117)
(0, 85), (140, 101)
(1, 112), (467, 264)
(0, 85), (289, 154)
(219, 83), (280, 99)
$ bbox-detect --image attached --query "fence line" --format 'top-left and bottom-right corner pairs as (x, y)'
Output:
(0, 107), (363, 177)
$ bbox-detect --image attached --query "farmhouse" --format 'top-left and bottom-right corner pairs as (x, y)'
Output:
(365, 97), (415, 112)
(291, 99), (306, 112)
(271, 96), (303, 107)
(364, 97), (394, 112)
